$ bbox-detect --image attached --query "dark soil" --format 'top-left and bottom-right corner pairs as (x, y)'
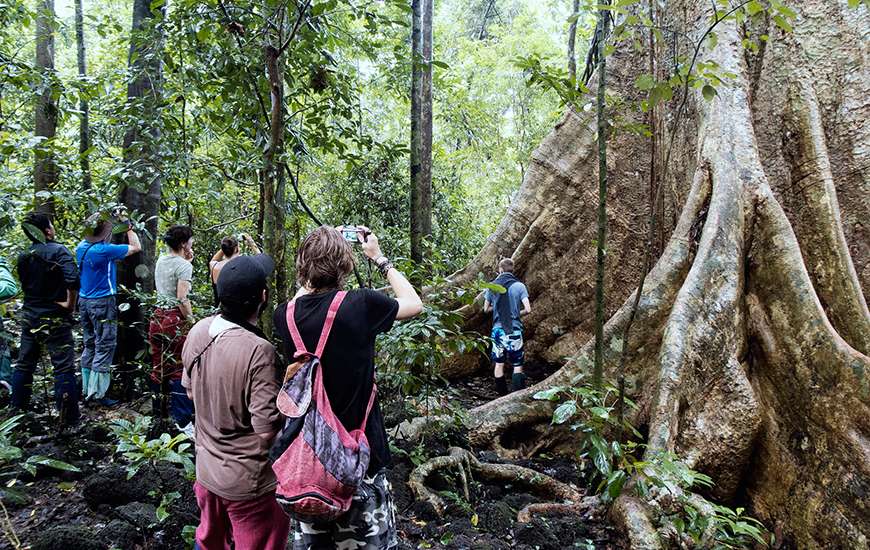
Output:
(2, 370), (624, 550)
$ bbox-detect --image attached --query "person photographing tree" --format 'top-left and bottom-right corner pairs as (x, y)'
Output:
(272, 225), (422, 550)
(209, 233), (260, 306)
(77, 208), (141, 406)
(483, 258), (531, 395)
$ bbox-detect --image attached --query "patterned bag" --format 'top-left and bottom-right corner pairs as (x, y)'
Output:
(270, 291), (377, 522)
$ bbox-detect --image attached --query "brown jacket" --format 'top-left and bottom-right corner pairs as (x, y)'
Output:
(181, 315), (282, 500)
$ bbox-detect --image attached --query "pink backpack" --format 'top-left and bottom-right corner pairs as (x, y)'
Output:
(270, 291), (377, 522)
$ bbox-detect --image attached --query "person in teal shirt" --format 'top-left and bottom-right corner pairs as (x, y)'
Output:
(0, 256), (19, 393)
(76, 213), (141, 405)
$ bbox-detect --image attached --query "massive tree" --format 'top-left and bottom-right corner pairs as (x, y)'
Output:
(114, 0), (166, 395)
(417, 0), (869, 547)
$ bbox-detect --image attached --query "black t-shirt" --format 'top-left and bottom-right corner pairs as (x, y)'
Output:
(273, 288), (399, 474)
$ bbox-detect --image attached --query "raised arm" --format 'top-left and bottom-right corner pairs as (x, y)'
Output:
(360, 229), (422, 320)
(125, 226), (142, 257)
(243, 234), (261, 255)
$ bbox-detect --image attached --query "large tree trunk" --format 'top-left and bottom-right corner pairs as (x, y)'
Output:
(33, 0), (57, 216)
(410, 0), (433, 274)
(441, 0), (869, 546)
(119, 0), (164, 291)
(114, 0), (165, 398)
(74, 0), (91, 189)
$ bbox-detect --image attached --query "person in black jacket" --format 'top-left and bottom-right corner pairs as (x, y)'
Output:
(11, 212), (81, 429)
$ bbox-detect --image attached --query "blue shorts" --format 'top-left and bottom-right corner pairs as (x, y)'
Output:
(491, 326), (524, 366)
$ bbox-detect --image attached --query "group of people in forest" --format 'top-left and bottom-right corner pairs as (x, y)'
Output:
(1, 209), (530, 549)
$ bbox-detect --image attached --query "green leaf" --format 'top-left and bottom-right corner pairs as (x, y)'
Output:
(772, 14), (793, 33)
(25, 455), (80, 472)
(552, 401), (577, 424)
(634, 74), (655, 91)
(702, 84), (717, 101)
(533, 387), (563, 401)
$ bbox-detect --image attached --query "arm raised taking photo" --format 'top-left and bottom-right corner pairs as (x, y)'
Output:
(359, 229), (422, 320)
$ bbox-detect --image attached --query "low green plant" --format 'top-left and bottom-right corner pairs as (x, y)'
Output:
(535, 377), (770, 548)
(0, 414), (80, 478)
(376, 279), (487, 409)
(110, 416), (194, 479)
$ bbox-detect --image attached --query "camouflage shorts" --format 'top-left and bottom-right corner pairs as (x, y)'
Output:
(291, 470), (398, 550)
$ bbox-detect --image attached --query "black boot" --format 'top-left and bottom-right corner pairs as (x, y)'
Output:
(494, 376), (508, 396)
(511, 372), (527, 392)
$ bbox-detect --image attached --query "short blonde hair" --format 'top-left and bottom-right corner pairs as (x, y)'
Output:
(296, 226), (355, 290)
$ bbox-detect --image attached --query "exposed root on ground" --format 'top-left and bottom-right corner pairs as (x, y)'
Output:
(408, 446), (592, 523)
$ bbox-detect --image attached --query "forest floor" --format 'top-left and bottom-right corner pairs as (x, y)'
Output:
(0, 367), (625, 550)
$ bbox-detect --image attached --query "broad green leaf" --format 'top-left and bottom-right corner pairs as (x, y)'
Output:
(634, 74), (655, 91)
(702, 84), (717, 101)
(552, 401), (577, 424)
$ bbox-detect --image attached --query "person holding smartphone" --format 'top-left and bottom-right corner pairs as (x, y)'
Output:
(274, 225), (422, 550)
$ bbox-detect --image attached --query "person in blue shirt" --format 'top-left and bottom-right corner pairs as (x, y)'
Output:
(76, 211), (141, 406)
(483, 258), (532, 395)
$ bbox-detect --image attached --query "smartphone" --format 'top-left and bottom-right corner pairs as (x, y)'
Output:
(338, 225), (361, 243)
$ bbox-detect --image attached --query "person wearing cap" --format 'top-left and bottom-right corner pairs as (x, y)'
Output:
(76, 210), (141, 406)
(182, 253), (288, 550)
(12, 212), (81, 429)
(149, 225), (195, 427)
(274, 225), (422, 550)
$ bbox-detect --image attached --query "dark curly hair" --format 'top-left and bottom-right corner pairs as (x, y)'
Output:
(163, 225), (193, 252)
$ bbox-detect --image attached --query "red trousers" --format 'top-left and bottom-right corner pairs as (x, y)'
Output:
(149, 307), (187, 383)
(193, 482), (290, 550)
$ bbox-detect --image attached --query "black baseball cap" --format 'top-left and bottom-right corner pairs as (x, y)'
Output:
(217, 254), (275, 307)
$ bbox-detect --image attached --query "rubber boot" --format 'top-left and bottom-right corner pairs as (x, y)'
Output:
(511, 372), (527, 392)
(494, 376), (508, 396)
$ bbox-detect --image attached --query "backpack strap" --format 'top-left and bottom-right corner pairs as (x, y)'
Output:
(286, 290), (347, 359)
(358, 383), (378, 433)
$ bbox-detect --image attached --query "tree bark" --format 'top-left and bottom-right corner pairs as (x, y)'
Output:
(119, 0), (165, 292)
(74, 0), (91, 189)
(593, 5), (609, 387)
(434, 0), (869, 546)
(33, 0), (57, 216)
(113, 0), (165, 396)
(410, 0), (433, 276)
(262, 41), (288, 335)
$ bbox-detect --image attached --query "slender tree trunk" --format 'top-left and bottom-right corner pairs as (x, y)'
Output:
(410, 0), (433, 278)
(592, 6), (609, 387)
(477, 0), (495, 40)
(33, 0), (57, 216)
(74, 0), (91, 189)
(262, 41), (288, 335)
(567, 0), (580, 81)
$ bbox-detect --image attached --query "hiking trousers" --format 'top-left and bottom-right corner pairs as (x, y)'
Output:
(193, 482), (290, 550)
(11, 311), (79, 425)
